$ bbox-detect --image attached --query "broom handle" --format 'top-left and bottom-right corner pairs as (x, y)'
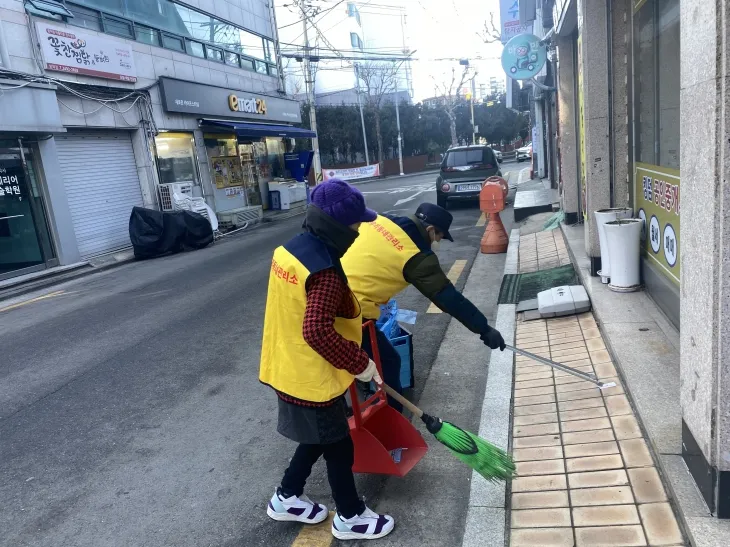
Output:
(505, 344), (605, 387)
(381, 383), (424, 418)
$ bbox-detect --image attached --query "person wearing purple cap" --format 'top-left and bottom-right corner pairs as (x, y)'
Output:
(260, 178), (395, 540)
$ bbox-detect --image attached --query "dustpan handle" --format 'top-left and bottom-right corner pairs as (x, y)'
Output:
(349, 322), (388, 429)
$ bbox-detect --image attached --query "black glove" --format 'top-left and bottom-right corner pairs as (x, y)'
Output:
(480, 327), (506, 351)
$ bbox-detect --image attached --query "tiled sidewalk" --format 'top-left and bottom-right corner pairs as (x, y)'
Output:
(517, 230), (572, 272)
(508, 231), (686, 546)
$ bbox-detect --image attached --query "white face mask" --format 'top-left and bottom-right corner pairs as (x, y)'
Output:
(431, 240), (441, 251)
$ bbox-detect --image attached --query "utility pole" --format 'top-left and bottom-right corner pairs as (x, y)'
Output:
(300, 2), (322, 183)
(354, 64), (370, 165)
(470, 76), (477, 145)
(394, 62), (404, 176)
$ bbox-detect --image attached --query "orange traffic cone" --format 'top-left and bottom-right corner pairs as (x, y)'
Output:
(481, 211), (509, 254)
(479, 178), (509, 254)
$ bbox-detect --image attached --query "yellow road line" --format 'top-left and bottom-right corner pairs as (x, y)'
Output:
(0, 290), (65, 313)
(291, 511), (335, 547)
(427, 260), (467, 313)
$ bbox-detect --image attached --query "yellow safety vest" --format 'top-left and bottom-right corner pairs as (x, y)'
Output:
(341, 215), (423, 320)
(259, 233), (362, 402)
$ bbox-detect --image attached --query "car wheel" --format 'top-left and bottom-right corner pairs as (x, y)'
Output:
(437, 194), (448, 209)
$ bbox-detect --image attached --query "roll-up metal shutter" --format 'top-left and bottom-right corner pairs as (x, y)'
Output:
(56, 131), (143, 259)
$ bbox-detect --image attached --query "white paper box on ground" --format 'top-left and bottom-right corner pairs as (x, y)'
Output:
(537, 285), (591, 318)
(594, 208), (632, 283)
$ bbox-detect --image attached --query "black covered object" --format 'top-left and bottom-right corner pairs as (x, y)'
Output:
(129, 207), (213, 259)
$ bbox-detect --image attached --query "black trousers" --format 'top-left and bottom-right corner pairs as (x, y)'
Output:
(362, 324), (403, 412)
(280, 435), (365, 519)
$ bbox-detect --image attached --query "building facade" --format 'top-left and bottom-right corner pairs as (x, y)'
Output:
(550, 0), (730, 520)
(0, 0), (309, 281)
(277, 1), (412, 105)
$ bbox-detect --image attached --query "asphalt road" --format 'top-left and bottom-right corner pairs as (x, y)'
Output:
(0, 163), (526, 547)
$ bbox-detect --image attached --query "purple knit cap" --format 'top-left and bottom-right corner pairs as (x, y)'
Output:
(310, 178), (377, 226)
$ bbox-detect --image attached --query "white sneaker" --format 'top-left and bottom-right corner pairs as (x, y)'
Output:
(331, 506), (395, 540)
(266, 489), (328, 524)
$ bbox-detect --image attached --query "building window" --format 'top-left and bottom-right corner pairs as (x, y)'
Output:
(186, 39), (205, 58)
(347, 3), (361, 26)
(225, 51), (240, 67)
(155, 132), (199, 186)
(136, 25), (160, 46)
(206, 46), (224, 63)
(102, 14), (133, 38)
(66, 4), (102, 30)
(633, 0), (680, 169)
(26, 0), (74, 18)
(64, 1), (277, 73)
(161, 33), (185, 52)
(350, 32), (362, 50)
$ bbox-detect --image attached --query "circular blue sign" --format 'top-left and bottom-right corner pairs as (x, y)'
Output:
(501, 33), (547, 80)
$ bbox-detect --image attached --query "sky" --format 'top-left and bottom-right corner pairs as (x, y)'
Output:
(273, 0), (509, 101)
(358, 0), (506, 101)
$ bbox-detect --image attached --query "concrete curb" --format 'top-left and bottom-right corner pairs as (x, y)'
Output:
(461, 229), (520, 547)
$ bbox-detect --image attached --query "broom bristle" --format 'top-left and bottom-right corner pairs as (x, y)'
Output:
(434, 421), (516, 482)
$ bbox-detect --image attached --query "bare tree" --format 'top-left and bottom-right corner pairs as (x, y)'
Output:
(357, 61), (400, 170)
(432, 66), (475, 146)
(479, 12), (502, 44)
(283, 58), (306, 96)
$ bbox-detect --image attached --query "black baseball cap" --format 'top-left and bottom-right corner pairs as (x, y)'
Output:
(415, 203), (454, 242)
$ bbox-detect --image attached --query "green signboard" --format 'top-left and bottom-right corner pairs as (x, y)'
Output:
(634, 162), (680, 285)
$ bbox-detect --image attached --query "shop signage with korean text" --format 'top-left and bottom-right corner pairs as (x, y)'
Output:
(499, 0), (532, 44)
(323, 164), (380, 181)
(635, 162), (680, 285)
(159, 78), (301, 124)
(501, 33), (547, 81)
(36, 22), (137, 82)
(0, 164), (25, 201)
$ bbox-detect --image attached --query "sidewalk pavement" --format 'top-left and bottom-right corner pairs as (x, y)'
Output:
(561, 223), (730, 546)
(461, 227), (692, 546)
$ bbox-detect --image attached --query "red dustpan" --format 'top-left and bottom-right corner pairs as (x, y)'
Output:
(348, 322), (428, 476)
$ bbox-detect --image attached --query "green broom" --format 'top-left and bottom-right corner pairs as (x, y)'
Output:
(382, 384), (515, 482)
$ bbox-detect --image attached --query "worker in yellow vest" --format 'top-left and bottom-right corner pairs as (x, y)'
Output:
(341, 203), (505, 411)
(260, 179), (395, 541)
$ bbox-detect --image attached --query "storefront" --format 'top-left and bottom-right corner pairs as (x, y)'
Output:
(54, 130), (145, 259)
(0, 80), (66, 281)
(0, 139), (58, 280)
(156, 78), (314, 226)
(632, 0), (680, 328)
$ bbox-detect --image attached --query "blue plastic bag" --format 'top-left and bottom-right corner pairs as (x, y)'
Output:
(376, 300), (400, 339)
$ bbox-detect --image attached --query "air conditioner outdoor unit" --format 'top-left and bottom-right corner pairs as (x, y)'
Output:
(158, 182), (193, 211)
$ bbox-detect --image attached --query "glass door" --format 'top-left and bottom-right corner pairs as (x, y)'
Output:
(0, 141), (56, 279)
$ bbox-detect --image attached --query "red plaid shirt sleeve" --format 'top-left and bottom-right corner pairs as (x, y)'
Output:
(303, 268), (369, 376)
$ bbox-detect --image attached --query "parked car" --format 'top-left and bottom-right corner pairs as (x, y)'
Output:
(436, 145), (502, 208)
(516, 143), (532, 162)
(494, 150), (503, 163)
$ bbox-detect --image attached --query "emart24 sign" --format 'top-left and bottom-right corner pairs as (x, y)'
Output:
(635, 163), (680, 284)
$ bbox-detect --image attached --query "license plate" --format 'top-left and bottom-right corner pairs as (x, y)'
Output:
(456, 184), (482, 192)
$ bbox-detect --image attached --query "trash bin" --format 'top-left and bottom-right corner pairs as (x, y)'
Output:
(269, 190), (281, 210)
(604, 218), (642, 292)
(594, 208), (632, 284)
